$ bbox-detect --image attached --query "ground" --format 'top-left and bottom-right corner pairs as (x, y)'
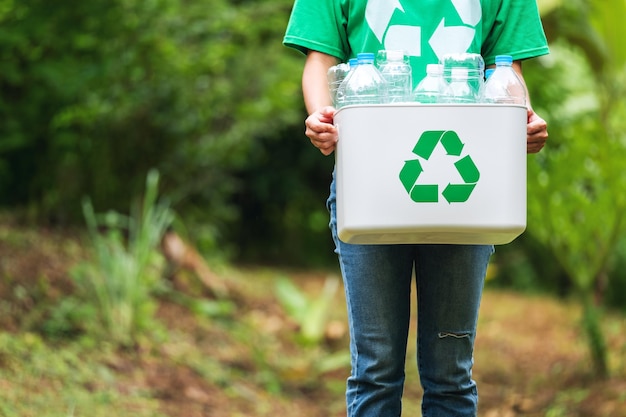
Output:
(0, 219), (625, 416)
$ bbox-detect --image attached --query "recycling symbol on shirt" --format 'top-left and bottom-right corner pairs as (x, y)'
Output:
(365, 0), (481, 60)
(399, 130), (480, 203)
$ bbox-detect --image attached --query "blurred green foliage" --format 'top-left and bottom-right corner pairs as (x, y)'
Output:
(0, 332), (166, 416)
(70, 170), (173, 347)
(1, 0), (626, 320)
(495, 0), (626, 376)
(0, 0), (333, 265)
(275, 274), (340, 345)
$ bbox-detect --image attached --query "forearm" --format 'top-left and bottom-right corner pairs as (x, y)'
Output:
(302, 51), (339, 114)
(301, 51), (340, 155)
(512, 60), (532, 109)
(511, 60), (548, 153)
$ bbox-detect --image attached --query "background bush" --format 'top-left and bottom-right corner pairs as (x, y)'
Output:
(1, 0), (626, 295)
(0, 0), (334, 265)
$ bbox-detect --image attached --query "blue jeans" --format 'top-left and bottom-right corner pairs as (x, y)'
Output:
(327, 175), (493, 417)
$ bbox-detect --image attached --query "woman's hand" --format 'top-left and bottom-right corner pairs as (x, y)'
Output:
(527, 108), (548, 153)
(305, 105), (338, 156)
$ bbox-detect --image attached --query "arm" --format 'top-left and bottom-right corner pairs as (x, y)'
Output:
(512, 60), (549, 154)
(302, 51), (340, 156)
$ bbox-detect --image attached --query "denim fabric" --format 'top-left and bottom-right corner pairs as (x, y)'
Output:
(327, 173), (493, 417)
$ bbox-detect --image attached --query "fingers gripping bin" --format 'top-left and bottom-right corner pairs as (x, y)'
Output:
(334, 104), (527, 245)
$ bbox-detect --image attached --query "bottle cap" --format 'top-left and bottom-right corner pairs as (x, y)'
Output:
(426, 64), (443, 75)
(376, 50), (409, 66)
(451, 67), (470, 78)
(495, 55), (513, 65)
(441, 53), (484, 80)
(357, 52), (375, 63)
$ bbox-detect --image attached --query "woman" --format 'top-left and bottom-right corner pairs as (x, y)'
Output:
(283, 1), (549, 415)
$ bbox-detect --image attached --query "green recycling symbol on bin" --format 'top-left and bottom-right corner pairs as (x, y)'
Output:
(399, 130), (480, 203)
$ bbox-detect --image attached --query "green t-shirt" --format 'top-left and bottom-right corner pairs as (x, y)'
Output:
(283, 0), (549, 85)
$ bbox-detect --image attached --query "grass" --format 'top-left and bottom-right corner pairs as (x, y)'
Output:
(0, 333), (164, 417)
(1, 219), (626, 416)
(72, 169), (174, 347)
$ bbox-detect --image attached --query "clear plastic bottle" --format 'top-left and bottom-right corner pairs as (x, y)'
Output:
(413, 63), (446, 103)
(441, 53), (485, 99)
(337, 52), (388, 106)
(481, 55), (527, 105)
(376, 50), (412, 103)
(442, 68), (480, 103)
(327, 62), (351, 107)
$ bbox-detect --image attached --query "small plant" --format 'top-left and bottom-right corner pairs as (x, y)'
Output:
(71, 169), (174, 347)
(274, 275), (340, 346)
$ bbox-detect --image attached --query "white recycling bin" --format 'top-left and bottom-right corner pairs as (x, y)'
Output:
(334, 103), (527, 245)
